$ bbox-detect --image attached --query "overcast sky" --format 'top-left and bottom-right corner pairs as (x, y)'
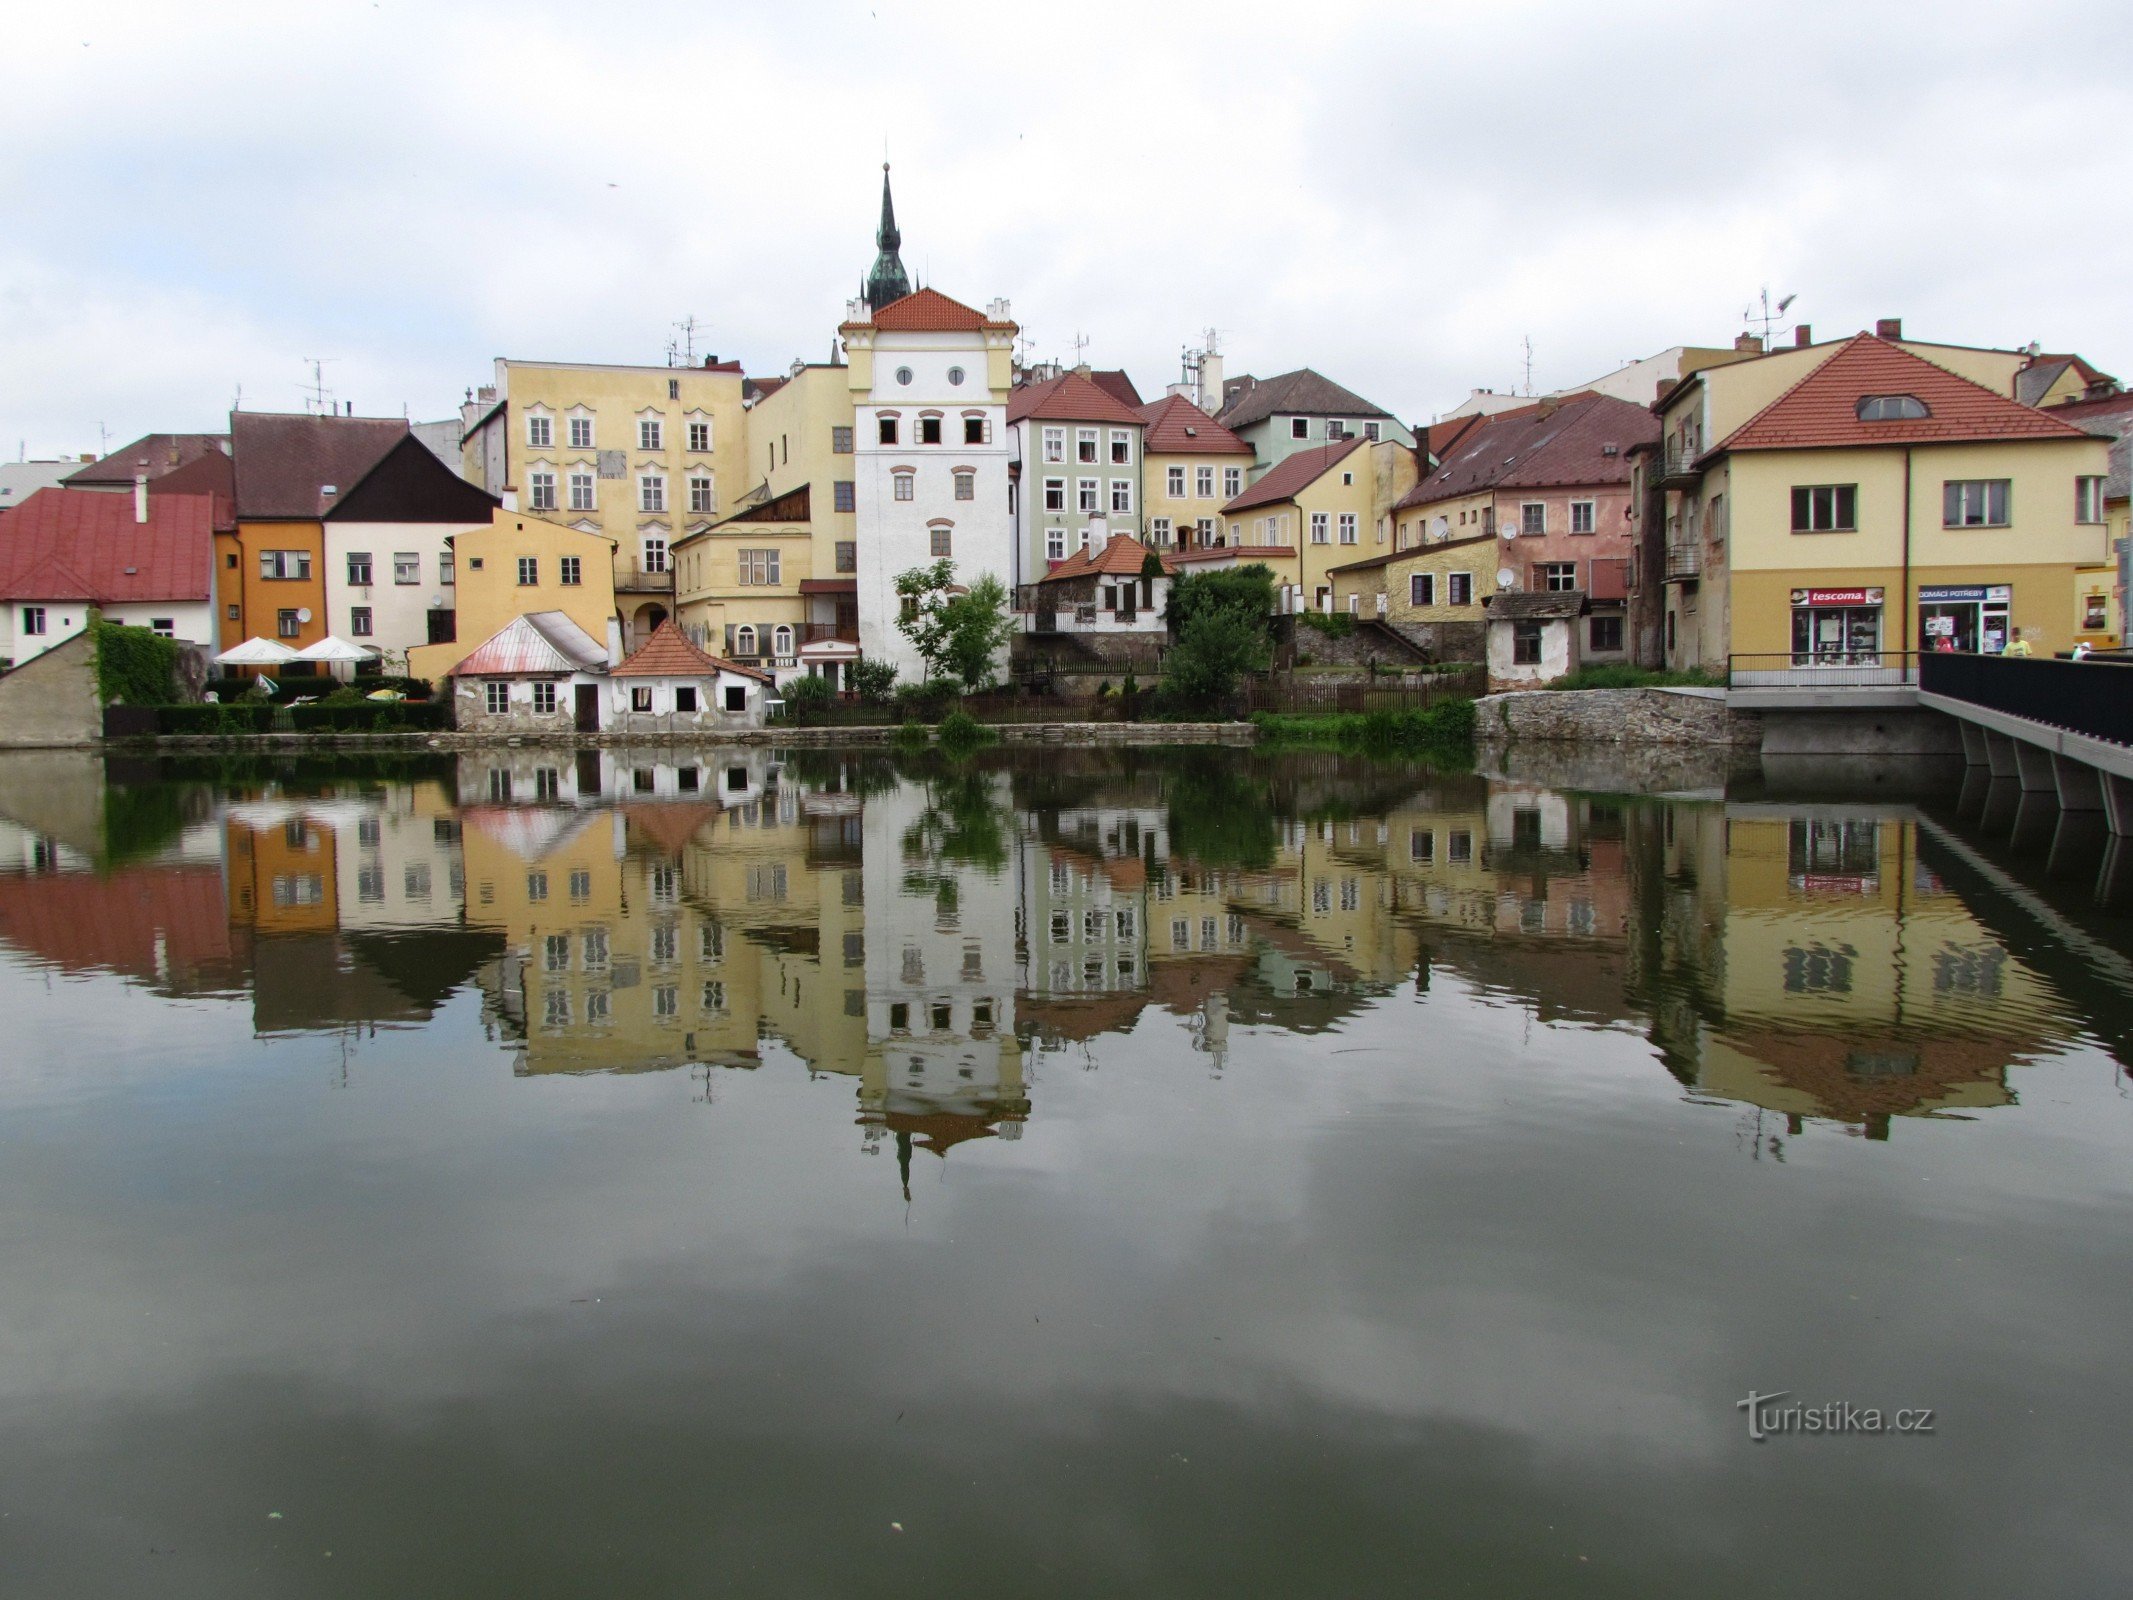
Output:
(5, 0), (2128, 459)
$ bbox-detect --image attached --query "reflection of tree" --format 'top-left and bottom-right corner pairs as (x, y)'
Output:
(1165, 750), (1278, 870)
(779, 748), (903, 799)
(902, 767), (1010, 878)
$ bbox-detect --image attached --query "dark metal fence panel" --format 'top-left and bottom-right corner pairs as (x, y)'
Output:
(1726, 653), (1921, 688)
(1919, 652), (2133, 746)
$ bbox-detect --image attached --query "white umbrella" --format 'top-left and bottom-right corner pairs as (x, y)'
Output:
(214, 636), (298, 666)
(292, 636), (374, 663)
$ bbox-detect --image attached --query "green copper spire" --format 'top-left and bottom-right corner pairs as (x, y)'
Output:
(862, 162), (912, 314)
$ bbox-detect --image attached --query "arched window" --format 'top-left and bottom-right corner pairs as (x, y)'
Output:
(735, 624), (757, 657)
(772, 624), (793, 656)
(1857, 394), (1929, 421)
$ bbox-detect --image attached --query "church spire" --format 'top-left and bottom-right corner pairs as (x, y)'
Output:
(862, 162), (912, 314)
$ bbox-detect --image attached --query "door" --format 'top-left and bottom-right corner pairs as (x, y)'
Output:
(835, 598), (859, 640)
(574, 683), (600, 733)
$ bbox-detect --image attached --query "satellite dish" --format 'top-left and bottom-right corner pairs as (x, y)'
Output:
(1495, 569), (1515, 590)
(296, 607), (313, 623)
(1500, 523), (1517, 539)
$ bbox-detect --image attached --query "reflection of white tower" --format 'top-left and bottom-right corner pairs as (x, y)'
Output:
(859, 773), (1027, 1181)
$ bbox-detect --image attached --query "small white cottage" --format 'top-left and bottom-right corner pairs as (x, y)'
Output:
(448, 611), (610, 733)
(609, 620), (775, 733)
(1484, 590), (1588, 691)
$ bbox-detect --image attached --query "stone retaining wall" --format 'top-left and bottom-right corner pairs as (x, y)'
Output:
(1476, 688), (1762, 747)
(102, 721), (1259, 753)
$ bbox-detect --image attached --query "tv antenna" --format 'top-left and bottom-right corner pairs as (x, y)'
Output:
(300, 357), (338, 416)
(1744, 286), (1797, 346)
(667, 314), (704, 368)
(1071, 331), (1091, 367)
(1522, 336), (1535, 396)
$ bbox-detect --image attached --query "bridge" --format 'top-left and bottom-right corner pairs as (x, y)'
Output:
(1728, 651), (2133, 838)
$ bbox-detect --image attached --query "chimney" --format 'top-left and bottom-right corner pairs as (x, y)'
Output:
(1734, 334), (1764, 354)
(606, 618), (625, 669)
(133, 466), (149, 523)
(1876, 318), (1903, 339)
(1794, 324), (1813, 348)
(1198, 350), (1224, 414)
(1537, 396), (1561, 418)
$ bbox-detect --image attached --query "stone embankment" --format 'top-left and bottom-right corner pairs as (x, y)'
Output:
(90, 721), (1258, 753)
(1475, 688), (1762, 748)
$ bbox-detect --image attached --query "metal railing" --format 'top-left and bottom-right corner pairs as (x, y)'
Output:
(1663, 543), (1702, 581)
(1654, 441), (1704, 486)
(1920, 650), (2133, 745)
(1727, 652), (1921, 688)
(614, 563), (675, 592)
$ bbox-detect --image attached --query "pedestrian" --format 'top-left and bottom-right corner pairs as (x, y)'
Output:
(2005, 628), (2032, 658)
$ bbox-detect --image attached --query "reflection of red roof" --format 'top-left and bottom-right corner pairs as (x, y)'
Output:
(612, 619), (771, 682)
(1722, 335), (2093, 453)
(0, 866), (233, 987)
(1037, 532), (1175, 584)
(1222, 438), (1364, 513)
(856, 288), (1013, 333)
(1137, 393), (1253, 455)
(0, 488), (216, 602)
(621, 802), (722, 855)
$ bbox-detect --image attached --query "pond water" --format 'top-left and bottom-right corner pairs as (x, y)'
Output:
(1, 745), (2129, 1597)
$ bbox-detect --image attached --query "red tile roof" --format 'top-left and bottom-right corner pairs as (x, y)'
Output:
(230, 412), (410, 520)
(1036, 533), (1176, 584)
(1088, 370), (1143, 408)
(1397, 391), (1655, 510)
(612, 619), (772, 681)
(1008, 370), (1146, 426)
(1221, 438), (1364, 513)
(1136, 394), (1253, 456)
(0, 487), (216, 602)
(1721, 335), (2094, 453)
(856, 288), (1012, 332)
(146, 448), (237, 517)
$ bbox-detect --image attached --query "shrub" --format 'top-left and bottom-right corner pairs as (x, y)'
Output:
(778, 674), (835, 725)
(936, 708), (994, 750)
(1297, 610), (1356, 639)
(893, 682), (953, 723)
(894, 718), (931, 748)
(849, 657), (899, 704)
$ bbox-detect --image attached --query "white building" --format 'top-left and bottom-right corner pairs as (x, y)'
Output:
(0, 486), (217, 668)
(840, 288), (1018, 682)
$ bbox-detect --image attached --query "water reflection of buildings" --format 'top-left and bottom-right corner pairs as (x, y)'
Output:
(0, 748), (2108, 1163)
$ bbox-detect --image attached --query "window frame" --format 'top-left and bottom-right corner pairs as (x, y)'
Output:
(1790, 484), (1859, 533)
(1569, 499), (1596, 535)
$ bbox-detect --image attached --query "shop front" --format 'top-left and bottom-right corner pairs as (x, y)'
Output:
(1789, 587), (1884, 665)
(1918, 584), (2011, 655)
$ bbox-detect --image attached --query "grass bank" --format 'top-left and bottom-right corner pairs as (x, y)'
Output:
(1250, 697), (1475, 754)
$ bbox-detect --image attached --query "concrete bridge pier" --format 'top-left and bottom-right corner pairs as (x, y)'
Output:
(2012, 739), (2058, 793)
(2010, 791), (2060, 853)
(2052, 754), (2105, 811)
(1958, 720), (1991, 767)
(1983, 730), (2020, 779)
(2103, 772), (2133, 838)
(2098, 836), (2133, 908)
(2047, 811), (2109, 880)
(1979, 778), (2022, 835)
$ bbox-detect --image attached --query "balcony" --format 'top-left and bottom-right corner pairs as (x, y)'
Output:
(1664, 543), (1702, 582)
(1653, 441), (1705, 489)
(614, 563), (675, 594)
(798, 622), (858, 645)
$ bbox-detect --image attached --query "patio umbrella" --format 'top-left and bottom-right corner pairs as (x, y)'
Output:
(293, 635), (378, 682)
(214, 637), (298, 666)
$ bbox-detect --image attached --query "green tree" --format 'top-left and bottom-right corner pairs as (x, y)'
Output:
(848, 656), (899, 704)
(894, 559), (1018, 691)
(1163, 564), (1277, 702)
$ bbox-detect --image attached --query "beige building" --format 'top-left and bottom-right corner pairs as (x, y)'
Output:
(460, 357), (751, 650)
(1137, 393), (1252, 552)
(1197, 438), (1418, 612)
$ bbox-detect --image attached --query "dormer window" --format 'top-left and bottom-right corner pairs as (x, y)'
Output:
(1857, 394), (1929, 421)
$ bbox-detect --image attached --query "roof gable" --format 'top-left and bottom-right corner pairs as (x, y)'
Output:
(1721, 335), (2094, 453)
(1037, 533), (1174, 584)
(1222, 438), (1363, 513)
(1136, 394), (1253, 456)
(1008, 371), (1145, 427)
(722, 484), (813, 524)
(62, 433), (228, 489)
(449, 611), (608, 677)
(324, 434), (500, 524)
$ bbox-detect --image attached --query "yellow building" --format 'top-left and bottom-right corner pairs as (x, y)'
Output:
(1135, 393), (1252, 551)
(671, 487), (819, 678)
(1203, 438), (1417, 611)
(1649, 329), (2110, 667)
(1325, 532), (1495, 654)
(407, 510), (617, 684)
(459, 357), (751, 648)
